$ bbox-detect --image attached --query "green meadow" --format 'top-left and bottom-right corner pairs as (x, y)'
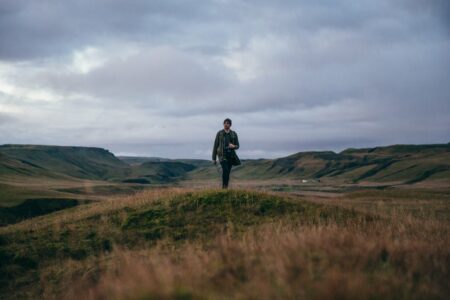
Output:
(0, 143), (449, 299)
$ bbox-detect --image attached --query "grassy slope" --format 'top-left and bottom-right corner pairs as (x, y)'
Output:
(0, 188), (373, 299)
(187, 143), (450, 184)
(0, 188), (448, 299)
(118, 156), (211, 168)
(340, 144), (450, 183)
(2, 143), (449, 197)
(0, 144), (130, 181)
(1, 142), (449, 209)
(124, 161), (198, 184)
(0, 182), (79, 207)
(0, 198), (89, 226)
(117, 156), (173, 165)
(0, 152), (66, 180)
(0, 145), (191, 207)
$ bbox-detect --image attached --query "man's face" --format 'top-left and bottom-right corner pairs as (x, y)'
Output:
(223, 122), (231, 130)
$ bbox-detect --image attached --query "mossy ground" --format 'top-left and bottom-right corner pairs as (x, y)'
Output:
(122, 189), (371, 242)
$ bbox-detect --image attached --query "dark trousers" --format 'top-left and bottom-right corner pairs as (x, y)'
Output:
(220, 159), (233, 189)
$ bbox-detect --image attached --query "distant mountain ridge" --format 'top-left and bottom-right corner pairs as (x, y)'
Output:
(118, 156), (211, 168)
(243, 143), (450, 183)
(1, 143), (449, 185)
(0, 144), (129, 181)
(187, 143), (450, 184)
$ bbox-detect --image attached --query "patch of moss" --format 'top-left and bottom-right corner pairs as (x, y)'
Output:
(122, 190), (372, 242)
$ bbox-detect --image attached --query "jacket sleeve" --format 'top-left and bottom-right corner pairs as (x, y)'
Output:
(234, 132), (239, 150)
(212, 131), (219, 160)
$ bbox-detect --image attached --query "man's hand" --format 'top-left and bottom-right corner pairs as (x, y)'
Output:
(228, 143), (236, 149)
(213, 159), (217, 165)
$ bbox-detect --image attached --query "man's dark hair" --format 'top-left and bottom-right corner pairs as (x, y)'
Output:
(224, 118), (232, 125)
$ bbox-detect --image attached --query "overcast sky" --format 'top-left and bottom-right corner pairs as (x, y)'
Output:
(0, 0), (449, 159)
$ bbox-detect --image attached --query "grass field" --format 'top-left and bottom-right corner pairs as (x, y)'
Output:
(1, 144), (449, 299)
(1, 143), (449, 208)
(1, 187), (448, 299)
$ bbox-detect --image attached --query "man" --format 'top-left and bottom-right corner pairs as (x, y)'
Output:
(212, 118), (241, 189)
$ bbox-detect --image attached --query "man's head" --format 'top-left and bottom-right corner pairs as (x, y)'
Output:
(223, 118), (232, 130)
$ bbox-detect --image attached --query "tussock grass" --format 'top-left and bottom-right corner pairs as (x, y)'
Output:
(62, 221), (449, 300)
(0, 187), (448, 299)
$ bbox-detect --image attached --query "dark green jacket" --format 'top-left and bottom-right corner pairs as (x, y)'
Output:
(212, 129), (241, 165)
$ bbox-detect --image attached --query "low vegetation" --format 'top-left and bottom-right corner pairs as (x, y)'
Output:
(0, 198), (88, 226)
(0, 187), (448, 299)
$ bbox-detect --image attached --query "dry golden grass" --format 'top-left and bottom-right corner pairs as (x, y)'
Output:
(30, 187), (450, 300)
(0, 187), (199, 234)
(2, 186), (449, 300)
(0, 185), (315, 235)
(306, 188), (450, 221)
(59, 216), (449, 300)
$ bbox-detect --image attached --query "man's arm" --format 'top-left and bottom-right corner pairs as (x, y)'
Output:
(234, 132), (239, 150)
(212, 131), (219, 160)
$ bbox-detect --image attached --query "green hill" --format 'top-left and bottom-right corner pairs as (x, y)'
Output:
(119, 155), (211, 168)
(0, 152), (67, 180)
(338, 143), (450, 183)
(0, 188), (447, 300)
(0, 198), (88, 226)
(1, 143), (449, 210)
(0, 145), (210, 208)
(187, 143), (450, 185)
(123, 161), (198, 184)
(0, 188), (371, 299)
(117, 156), (173, 165)
(0, 144), (129, 181)
(0, 145), (209, 184)
(0, 145), (136, 208)
(3, 143), (449, 186)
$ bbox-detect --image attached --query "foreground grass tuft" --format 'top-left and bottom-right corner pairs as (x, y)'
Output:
(121, 189), (371, 242)
(0, 187), (448, 299)
(0, 188), (364, 299)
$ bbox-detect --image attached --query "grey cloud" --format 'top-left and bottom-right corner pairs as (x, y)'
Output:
(2, 0), (446, 61)
(0, 112), (16, 125)
(0, 0), (216, 60)
(0, 0), (449, 158)
(47, 46), (232, 101)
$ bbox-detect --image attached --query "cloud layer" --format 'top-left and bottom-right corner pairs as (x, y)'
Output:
(0, 0), (449, 158)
